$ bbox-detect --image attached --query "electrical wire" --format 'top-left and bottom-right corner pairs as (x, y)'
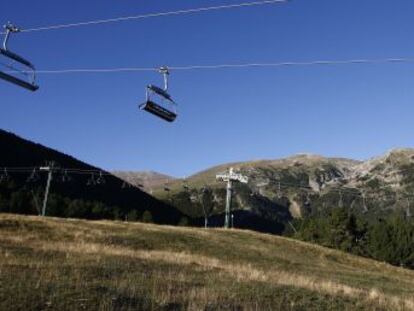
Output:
(0, 0), (289, 35)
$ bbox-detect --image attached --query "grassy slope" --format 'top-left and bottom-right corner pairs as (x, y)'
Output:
(0, 214), (413, 311)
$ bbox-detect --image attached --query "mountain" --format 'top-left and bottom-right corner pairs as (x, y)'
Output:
(150, 151), (414, 232)
(0, 129), (184, 224)
(2, 214), (413, 311)
(112, 171), (175, 193)
(344, 148), (414, 207)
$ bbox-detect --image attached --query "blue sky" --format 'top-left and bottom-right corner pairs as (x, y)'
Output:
(1, 0), (414, 177)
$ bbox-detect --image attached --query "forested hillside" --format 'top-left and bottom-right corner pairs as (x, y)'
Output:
(0, 129), (184, 224)
(148, 153), (414, 268)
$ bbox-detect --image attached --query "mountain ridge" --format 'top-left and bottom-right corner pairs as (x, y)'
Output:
(140, 148), (414, 231)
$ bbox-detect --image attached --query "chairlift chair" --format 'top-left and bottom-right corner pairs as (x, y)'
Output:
(96, 171), (106, 185)
(0, 23), (39, 91)
(139, 67), (177, 122)
(121, 181), (131, 189)
(86, 173), (97, 186)
(61, 170), (72, 183)
(0, 168), (10, 183)
(0, 169), (6, 183)
(26, 168), (39, 183)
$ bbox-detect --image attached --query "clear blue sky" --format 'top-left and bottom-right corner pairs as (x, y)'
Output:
(2, 0), (414, 177)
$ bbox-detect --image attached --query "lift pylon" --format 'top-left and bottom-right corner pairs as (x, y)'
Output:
(216, 167), (248, 229)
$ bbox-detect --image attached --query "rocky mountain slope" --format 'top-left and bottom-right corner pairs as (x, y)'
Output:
(149, 150), (414, 232)
(112, 171), (175, 193)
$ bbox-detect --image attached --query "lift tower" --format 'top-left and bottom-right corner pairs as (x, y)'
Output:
(216, 167), (248, 229)
(39, 163), (56, 217)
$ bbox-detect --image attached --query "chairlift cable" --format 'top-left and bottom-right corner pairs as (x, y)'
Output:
(10, 57), (414, 75)
(168, 58), (414, 71)
(0, 0), (289, 35)
(0, 167), (411, 206)
(1, 165), (414, 203)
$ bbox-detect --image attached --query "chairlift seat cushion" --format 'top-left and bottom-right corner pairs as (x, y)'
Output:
(140, 100), (177, 122)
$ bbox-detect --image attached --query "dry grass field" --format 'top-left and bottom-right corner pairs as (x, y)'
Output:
(0, 213), (414, 310)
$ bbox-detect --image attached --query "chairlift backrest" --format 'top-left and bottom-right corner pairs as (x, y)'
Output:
(147, 84), (173, 102)
(1, 49), (34, 69)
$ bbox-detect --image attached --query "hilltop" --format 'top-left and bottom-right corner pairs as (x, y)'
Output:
(1, 214), (413, 311)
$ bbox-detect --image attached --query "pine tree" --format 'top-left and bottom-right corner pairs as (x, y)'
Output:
(142, 210), (153, 223)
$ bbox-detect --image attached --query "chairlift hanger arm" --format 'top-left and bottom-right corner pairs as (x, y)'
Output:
(2, 23), (19, 50)
(159, 66), (169, 91)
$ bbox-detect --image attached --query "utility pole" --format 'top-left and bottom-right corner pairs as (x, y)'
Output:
(216, 167), (248, 229)
(39, 163), (55, 217)
(201, 202), (208, 229)
(288, 221), (297, 234)
(201, 195), (208, 229)
(406, 198), (412, 218)
(200, 187), (210, 229)
(361, 192), (368, 213)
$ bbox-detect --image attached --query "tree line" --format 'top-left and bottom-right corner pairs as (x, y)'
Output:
(289, 207), (414, 269)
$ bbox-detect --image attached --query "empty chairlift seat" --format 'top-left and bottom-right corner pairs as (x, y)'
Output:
(0, 23), (39, 91)
(140, 100), (177, 122)
(139, 67), (178, 123)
